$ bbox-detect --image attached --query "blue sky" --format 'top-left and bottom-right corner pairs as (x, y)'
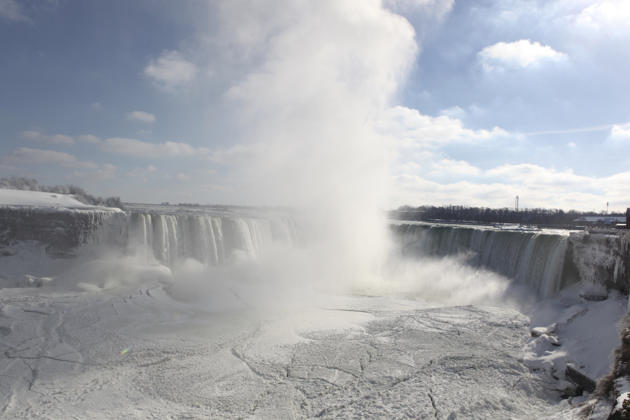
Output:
(1, 0), (630, 211)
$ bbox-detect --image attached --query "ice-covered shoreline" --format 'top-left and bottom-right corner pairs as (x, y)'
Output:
(0, 284), (564, 418)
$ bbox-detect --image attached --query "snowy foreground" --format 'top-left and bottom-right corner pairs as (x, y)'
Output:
(1, 273), (626, 419)
(0, 285), (551, 418)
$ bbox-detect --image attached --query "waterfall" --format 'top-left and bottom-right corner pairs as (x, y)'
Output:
(92, 207), (299, 267)
(392, 223), (576, 297)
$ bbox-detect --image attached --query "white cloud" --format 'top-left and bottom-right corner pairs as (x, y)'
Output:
(20, 130), (74, 145)
(101, 163), (117, 176)
(72, 163), (118, 181)
(380, 106), (508, 148)
(91, 102), (103, 111)
(428, 159), (482, 178)
(126, 110), (156, 124)
(144, 50), (197, 90)
(0, 0), (29, 22)
(76, 134), (101, 144)
(391, 161), (630, 211)
(1, 147), (117, 184)
(20, 131), (102, 145)
(523, 123), (615, 137)
(575, 0), (630, 33)
(485, 163), (592, 188)
(0, 147), (106, 172)
(439, 106), (466, 120)
(101, 137), (207, 158)
(4, 147), (77, 165)
(478, 39), (567, 70)
(609, 123), (630, 141)
(392, 174), (519, 208)
(127, 165), (158, 181)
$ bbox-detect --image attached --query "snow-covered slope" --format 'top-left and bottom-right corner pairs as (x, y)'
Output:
(0, 188), (121, 212)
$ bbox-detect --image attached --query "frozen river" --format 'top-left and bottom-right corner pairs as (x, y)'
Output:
(1, 283), (562, 419)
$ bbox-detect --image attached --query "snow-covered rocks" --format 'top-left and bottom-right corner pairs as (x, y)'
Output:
(565, 364), (597, 393)
(579, 282), (609, 301)
(612, 377), (630, 419)
(523, 290), (627, 411)
(0, 188), (121, 211)
(0, 273), (54, 289)
(530, 323), (557, 337)
(20, 274), (54, 288)
(569, 231), (630, 293)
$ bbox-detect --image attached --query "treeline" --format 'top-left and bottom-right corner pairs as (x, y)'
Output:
(0, 177), (124, 209)
(391, 205), (624, 226)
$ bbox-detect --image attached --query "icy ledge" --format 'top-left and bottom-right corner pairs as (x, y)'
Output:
(0, 189), (124, 255)
(0, 188), (122, 213)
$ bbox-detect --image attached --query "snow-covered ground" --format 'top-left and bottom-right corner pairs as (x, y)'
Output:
(0, 189), (121, 212)
(525, 285), (627, 382)
(1, 283), (561, 419)
(1, 250), (626, 419)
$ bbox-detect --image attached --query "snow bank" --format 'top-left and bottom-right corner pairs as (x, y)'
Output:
(524, 289), (627, 381)
(0, 188), (121, 212)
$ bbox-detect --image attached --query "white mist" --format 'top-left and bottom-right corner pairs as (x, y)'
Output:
(210, 0), (418, 293)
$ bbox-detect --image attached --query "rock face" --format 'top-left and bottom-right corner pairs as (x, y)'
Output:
(591, 323), (630, 419)
(0, 208), (123, 253)
(568, 231), (630, 293)
(565, 364), (597, 393)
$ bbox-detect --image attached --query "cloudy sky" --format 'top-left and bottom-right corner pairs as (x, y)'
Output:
(1, 0), (629, 211)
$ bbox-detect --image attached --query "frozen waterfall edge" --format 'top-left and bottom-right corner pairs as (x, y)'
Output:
(0, 205), (299, 267)
(391, 222), (630, 298)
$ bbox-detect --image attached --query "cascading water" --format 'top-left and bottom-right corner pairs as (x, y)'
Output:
(88, 205), (299, 268)
(392, 222), (577, 298)
(16, 202), (626, 301)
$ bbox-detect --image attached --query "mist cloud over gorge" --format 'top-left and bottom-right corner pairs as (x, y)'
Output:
(188, 0), (423, 290)
(211, 0), (416, 204)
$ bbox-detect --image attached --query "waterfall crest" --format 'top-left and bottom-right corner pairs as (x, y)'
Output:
(392, 223), (576, 297)
(86, 205), (298, 267)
